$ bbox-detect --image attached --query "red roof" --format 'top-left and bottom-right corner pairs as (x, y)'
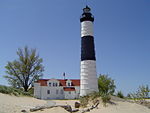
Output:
(36, 79), (80, 87)
(36, 79), (48, 86)
(71, 80), (80, 86)
(59, 80), (66, 86)
(63, 87), (75, 91)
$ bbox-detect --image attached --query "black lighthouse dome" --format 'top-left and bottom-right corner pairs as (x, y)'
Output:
(80, 6), (94, 22)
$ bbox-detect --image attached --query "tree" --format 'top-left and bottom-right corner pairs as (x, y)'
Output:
(98, 74), (116, 95)
(4, 46), (44, 92)
(129, 85), (150, 102)
(142, 85), (149, 98)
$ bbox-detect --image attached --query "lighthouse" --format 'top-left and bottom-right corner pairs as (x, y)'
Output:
(80, 6), (98, 96)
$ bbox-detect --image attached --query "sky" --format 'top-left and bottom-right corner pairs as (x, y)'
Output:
(0, 0), (150, 95)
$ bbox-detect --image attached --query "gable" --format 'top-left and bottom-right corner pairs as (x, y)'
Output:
(35, 79), (80, 86)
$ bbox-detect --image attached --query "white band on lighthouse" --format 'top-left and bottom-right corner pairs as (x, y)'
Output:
(81, 21), (93, 37)
(80, 60), (98, 96)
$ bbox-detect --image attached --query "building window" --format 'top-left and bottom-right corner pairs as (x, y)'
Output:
(68, 83), (71, 86)
(56, 90), (59, 94)
(47, 90), (50, 94)
(49, 83), (51, 86)
(52, 83), (58, 87)
(61, 89), (63, 94)
(69, 91), (71, 94)
(53, 83), (55, 87)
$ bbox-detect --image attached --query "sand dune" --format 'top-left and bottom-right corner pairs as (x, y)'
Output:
(91, 101), (150, 113)
(0, 93), (47, 113)
(0, 93), (150, 113)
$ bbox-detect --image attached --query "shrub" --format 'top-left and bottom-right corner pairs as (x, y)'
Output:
(116, 91), (124, 98)
(79, 95), (89, 107)
(98, 74), (116, 96)
(79, 92), (111, 107)
(127, 94), (131, 99)
(79, 92), (100, 107)
(101, 94), (111, 106)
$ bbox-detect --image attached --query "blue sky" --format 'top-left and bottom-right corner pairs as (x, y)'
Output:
(0, 0), (150, 95)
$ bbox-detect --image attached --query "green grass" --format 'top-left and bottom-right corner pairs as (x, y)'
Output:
(0, 85), (33, 97)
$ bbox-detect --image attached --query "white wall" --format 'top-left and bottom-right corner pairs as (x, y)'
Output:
(41, 86), (64, 99)
(34, 83), (41, 99)
(64, 91), (76, 99)
(74, 86), (80, 99)
(34, 80), (80, 100)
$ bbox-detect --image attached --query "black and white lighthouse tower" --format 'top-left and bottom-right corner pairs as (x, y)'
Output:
(80, 6), (98, 96)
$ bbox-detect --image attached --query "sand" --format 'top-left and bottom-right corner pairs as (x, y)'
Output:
(0, 93), (48, 113)
(91, 101), (150, 113)
(0, 93), (150, 113)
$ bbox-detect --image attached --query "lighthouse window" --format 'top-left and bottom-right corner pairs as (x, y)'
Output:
(84, 8), (90, 13)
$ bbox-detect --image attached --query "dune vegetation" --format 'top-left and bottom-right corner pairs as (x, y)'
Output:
(0, 85), (33, 96)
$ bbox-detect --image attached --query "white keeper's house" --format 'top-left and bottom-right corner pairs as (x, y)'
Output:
(34, 79), (80, 99)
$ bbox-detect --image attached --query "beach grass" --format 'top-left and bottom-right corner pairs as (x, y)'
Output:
(0, 85), (33, 96)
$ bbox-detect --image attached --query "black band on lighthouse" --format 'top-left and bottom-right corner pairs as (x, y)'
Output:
(80, 13), (94, 22)
(81, 36), (96, 61)
(80, 6), (94, 22)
